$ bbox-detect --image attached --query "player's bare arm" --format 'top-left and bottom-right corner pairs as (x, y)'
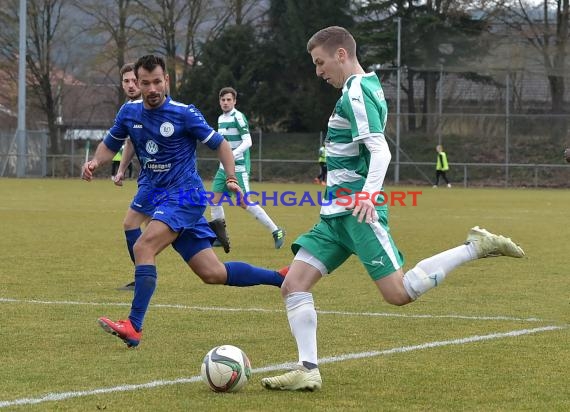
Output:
(113, 139), (136, 186)
(82, 142), (118, 181)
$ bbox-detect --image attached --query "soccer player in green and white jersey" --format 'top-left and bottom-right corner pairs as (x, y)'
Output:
(209, 87), (285, 252)
(261, 26), (525, 392)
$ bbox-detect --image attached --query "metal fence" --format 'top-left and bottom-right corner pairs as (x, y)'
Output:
(1, 130), (570, 187)
(0, 130), (48, 177)
(377, 67), (570, 186)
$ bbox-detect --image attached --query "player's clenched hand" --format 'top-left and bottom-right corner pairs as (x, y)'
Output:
(564, 148), (570, 163)
(113, 170), (125, 186)
(81, 160), (99, 181)
(225, 175), (241, 195)
(227, 181), (241, 193)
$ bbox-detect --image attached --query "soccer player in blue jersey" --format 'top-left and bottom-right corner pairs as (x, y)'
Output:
(82, 55), (285, 348)
(111, 63), (153, 291)
(260, 26), (525, 391)
(112, 66), (230, 290)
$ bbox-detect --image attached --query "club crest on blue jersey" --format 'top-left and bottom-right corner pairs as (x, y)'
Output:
(146, 140), (159, 154)
(160, 122), (174, 137)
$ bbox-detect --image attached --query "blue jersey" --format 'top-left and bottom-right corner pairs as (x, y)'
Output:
(104, 96), (224, 189)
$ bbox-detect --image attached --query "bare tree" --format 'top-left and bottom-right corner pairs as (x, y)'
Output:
(231, 0), (268, 25)
(489, 0), (569, 114)
(0, 0), (83, 153)
(133, 0), (266, 98)
(356, 0), (491, 133)
(0, 2), (21, 118)
(71, 0), (141, 109)
(133, 0), (195, 98)
(26, 0), (67, 154)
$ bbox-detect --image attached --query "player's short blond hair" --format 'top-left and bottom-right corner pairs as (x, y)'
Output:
(307, 26), (356, 57)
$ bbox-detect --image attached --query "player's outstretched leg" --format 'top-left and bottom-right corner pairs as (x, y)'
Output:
(261, 366), (322, 391)
(403, 226), (525, 300)
(208, 218), (230, 253)
(466, 226), (525, 258)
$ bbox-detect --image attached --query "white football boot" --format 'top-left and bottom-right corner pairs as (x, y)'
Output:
(261, 366), (322, 391)
(466, 226), (525, 258)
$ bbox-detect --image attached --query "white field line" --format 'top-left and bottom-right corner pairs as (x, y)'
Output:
(0, 326), (564, 409)
(0, 297), (546, 323)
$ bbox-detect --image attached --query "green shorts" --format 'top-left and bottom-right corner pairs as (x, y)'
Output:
(292, 211), (404, 281)
(211, 169), (250, 195)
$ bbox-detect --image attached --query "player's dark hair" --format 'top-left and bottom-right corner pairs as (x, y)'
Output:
(307, 26), (356, 57)
(219, 87), (237, 99)
(120, 62), (135, 78)
(134, 55), (167, 78)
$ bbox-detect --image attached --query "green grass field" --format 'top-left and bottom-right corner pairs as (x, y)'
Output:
(0, 179), (568, 411)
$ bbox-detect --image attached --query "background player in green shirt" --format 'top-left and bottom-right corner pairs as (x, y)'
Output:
(314, 142), (327, 185)
(209, 87), (285, 253)
(261, 26), (525, 392)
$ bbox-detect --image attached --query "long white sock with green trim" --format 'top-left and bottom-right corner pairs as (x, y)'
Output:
(403, 244), (476, 300)
(246, 205), (278, 232)
(286, 292), (318, 366)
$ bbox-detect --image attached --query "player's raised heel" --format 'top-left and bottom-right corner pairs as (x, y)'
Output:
(97, 317), (141, 348)
(209, 218), (230, 253)
(116, 281), (135, 291)
(466, 226), (525, 258)
(261, 367), (322, 391)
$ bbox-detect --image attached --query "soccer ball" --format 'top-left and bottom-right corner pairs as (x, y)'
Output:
(200, 345), (251, 392)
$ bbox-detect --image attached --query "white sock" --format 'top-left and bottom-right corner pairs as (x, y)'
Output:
(286, 292), (318, 366)
(211, 205), (225, 220)
(403, 244), (476, 300)
(246, 205), (278, 232)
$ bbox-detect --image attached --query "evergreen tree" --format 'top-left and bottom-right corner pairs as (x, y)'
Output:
(179, 24), (260, 126)
(257, 0), (354, 131)
(181, 0), (355, 132)
(354, 1), (491, 132)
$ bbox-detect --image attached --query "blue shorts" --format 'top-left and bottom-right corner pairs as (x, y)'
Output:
(151, 185), (212, 233)
(130, 181), (156, 217)
(133, 183), (216, 262)
(172, 221), (216, 262)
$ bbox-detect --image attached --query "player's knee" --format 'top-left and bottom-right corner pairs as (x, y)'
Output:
(199, 273), (225, 285)
(280, 281), (294, 297)
(123, 213), (144, 231)
(123, 219), (134, 231)
(195, 263), (226, 285)
(382, 290), (412, 306)
(133, 238), (154, 261)
(132, 240), (144, 258)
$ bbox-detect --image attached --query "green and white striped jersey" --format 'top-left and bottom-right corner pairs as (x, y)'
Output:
(322, 72), (389, 217)
(217, 108), (251, 173)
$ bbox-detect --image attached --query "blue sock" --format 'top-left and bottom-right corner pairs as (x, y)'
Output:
(128, 265), (157, 331)
(224, 262), (283, 287)
(125, 228), (142, 263)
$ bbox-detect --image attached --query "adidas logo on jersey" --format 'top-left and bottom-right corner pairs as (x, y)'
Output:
(133, 124), (143, 128)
